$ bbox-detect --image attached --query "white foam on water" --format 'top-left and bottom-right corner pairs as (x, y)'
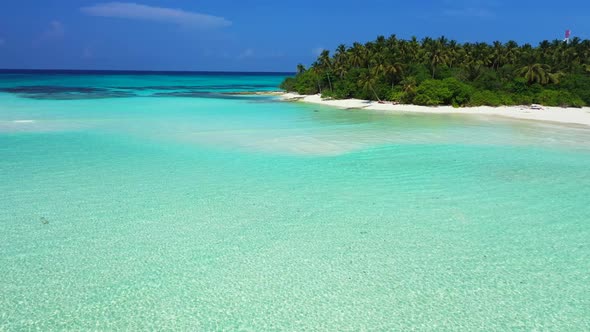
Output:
(0, 120), (92, 133)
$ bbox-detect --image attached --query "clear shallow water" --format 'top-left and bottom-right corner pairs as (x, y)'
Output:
(1, 71), (589, 330)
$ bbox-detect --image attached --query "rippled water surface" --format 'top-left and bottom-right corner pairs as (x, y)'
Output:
(1, 71), (590, 330)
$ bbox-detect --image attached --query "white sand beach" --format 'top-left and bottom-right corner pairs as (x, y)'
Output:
(280, 93), (590, 127)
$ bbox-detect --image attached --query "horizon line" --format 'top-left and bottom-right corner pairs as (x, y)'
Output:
(0, 68), (295, 75)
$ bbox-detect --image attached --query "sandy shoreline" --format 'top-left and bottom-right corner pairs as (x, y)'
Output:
(279, 93), (590, 127)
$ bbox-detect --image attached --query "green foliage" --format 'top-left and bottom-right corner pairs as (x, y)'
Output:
(511, 94), (534, 106)
(534, 90), (585, 107)
(331, 79), (357, 99)
(469, 90), (503, 106)
(280, 35), (590, 107)
(279, 77), (296, 92)
(388, 89), (405, 102)
(497, 64), (517, 82)
(413, 80), (452, 105)
(289, 71), (320, 95)
(473, 69), (502, 91)
(434, 65), (453, 80)
(498, 93), (516, 105)
(558, 74), (590, 105)
(442, 78), (473, 106)
(504, 77), (529, 94)
(412, 78), (473, 106)
(407, 64), (431, 85)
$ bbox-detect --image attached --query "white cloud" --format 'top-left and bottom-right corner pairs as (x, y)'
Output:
(81, 2), (231, 28)
(312, 47), (324, 56)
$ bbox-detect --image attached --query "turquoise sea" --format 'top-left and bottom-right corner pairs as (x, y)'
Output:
(1, 70), (589, 330)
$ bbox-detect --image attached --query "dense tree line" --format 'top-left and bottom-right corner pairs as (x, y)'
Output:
(280, 35), (590, 107)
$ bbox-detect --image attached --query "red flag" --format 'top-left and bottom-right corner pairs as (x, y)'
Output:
(565, 30), (571, 38)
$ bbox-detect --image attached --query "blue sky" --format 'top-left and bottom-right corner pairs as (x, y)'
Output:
(0, 0), (589, 71)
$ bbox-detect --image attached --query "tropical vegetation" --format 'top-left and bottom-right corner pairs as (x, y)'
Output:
(280, 35), (590, 107)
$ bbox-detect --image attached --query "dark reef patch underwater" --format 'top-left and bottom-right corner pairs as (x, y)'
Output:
(0, 86), (135, 100)
(0, 84), (277, 100)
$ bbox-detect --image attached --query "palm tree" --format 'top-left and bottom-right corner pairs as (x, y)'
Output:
(296, 64), (306, 74)
(318, 50), (333, 92)
(333, 62), (348, 80)
(358, 72), (381, 102)
(386, 34), (398, 51)
(282, 34), (590, 105)
(384, 63), (404, 89)
(491, 41), (504, 70)
(401, 76), (417, 101)
(519, 63), (560, 85)
(427, 40), (449, 78)
(579, 40), (590, 66)
(473, 42), (492, 68)
(563, 46), (580, 71)
(375, 35), (386, 52)
(370, 53), (387, 76)
(309, 65), (323, 93)
(504, 41), (520, 65)
(402, 36), (420, 64)
(446, 40), (461, 68)
(538, 40), (551, 63)
(349, 42), (365, 69)
(333, 44), (349, 79)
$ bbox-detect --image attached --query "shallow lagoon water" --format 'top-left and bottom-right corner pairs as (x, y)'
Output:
(1, 72), (589, 330)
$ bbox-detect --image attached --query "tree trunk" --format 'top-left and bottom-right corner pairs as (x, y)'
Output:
(370, 84), (381, 102)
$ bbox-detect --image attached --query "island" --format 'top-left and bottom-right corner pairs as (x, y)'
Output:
(280, 35), (590, 108)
